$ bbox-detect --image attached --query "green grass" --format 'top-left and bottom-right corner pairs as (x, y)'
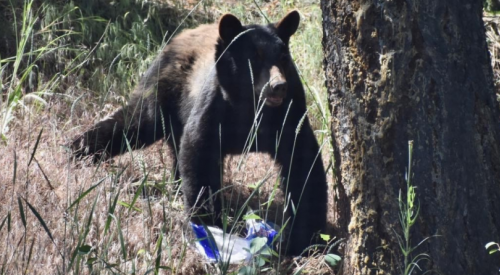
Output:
(1, 0), (62, 141)
(395, 141), (435, 275)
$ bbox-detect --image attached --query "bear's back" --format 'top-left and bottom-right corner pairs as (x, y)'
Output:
(131, 24), (221, 124)
(160, 24), (220, 99)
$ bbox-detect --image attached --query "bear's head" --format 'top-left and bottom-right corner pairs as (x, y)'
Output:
(215, 11), (301, 107)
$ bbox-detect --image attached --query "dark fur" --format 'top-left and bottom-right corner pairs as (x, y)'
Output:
(72, 11), (327, 255)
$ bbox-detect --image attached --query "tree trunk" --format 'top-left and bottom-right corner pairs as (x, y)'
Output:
(321, 0), (500, 274)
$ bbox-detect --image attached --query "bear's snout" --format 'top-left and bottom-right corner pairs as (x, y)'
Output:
(266, 66), (287, 106)
(271, 79), (287, 95)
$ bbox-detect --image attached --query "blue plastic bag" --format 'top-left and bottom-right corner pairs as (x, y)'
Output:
(190, 219), (278, 263)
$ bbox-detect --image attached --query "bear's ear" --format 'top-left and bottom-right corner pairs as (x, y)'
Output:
(275, 10), (300, 43)
(219, 14), (244, 43)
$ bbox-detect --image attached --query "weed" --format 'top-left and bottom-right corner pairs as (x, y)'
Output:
(394, 141), (435, 275)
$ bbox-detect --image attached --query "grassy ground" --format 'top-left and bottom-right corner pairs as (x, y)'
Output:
(0, 0), (337, 274)
(4, 1), (499, 274)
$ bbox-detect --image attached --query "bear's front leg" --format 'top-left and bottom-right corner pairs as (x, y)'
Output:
(277, 119), (328, 255)
(179, 106), (225, 226)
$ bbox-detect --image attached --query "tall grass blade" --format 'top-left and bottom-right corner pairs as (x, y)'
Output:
(18, 197), (26, 228)
(34, 158), (54, 190)
(24, 236), (36, 275)
(66, 177), (105, 211)
(253, 0), (270, 23)
(21, 197), (57, 248)
(108, 213), (127, 261)
(233, 173), (272, 223)
(69, 191), (100, 270)
(1, 252), (8, 274)
(7, 211), (11, 232)
(128, 174), (148, 214)
(154, 233), (163, 275)
(27, 129), (43, 167)
(116, 216), (126, 260)
(0, 215), (8, 233)
(13, 151), (17, 186)
(104, 190), (120, 235)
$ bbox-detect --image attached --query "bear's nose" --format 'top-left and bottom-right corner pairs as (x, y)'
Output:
(271, 80), (287, 95)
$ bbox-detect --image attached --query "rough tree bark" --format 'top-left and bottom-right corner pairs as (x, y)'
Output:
(321, 1), (500, 274)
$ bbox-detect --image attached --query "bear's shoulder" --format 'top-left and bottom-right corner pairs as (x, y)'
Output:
(166, 24), (219, 56)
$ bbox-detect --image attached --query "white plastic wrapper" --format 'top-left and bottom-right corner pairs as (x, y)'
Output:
(190, 219), (278, 263)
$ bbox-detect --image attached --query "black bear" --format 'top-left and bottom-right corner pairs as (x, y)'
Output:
(72, 11), (327, 255)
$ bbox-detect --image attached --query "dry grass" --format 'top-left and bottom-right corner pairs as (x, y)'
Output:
(0, 0), (338, 274)
(0, 93), (335, 274)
